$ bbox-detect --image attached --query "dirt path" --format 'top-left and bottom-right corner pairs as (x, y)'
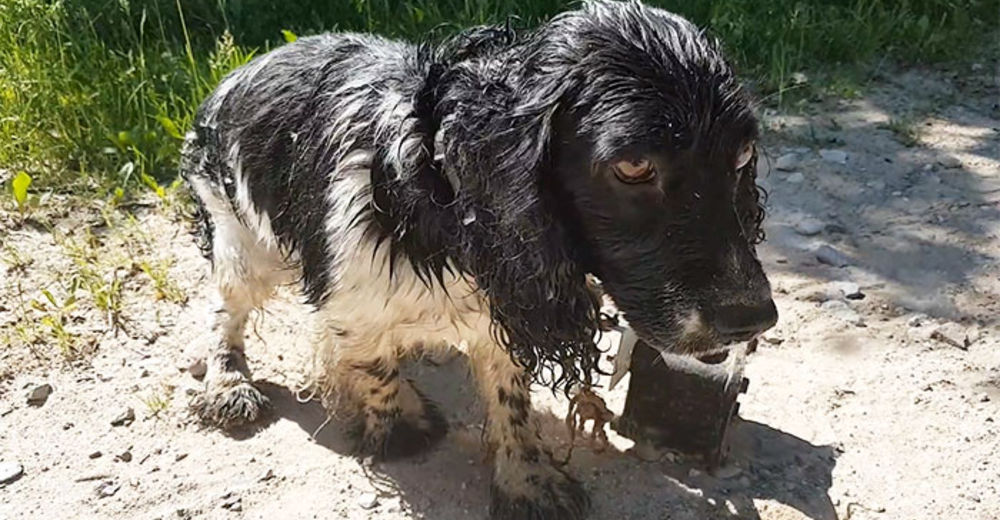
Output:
(2, 67), (998, 520)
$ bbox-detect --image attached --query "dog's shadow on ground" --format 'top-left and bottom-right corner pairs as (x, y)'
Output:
(256, 357), (837, 520)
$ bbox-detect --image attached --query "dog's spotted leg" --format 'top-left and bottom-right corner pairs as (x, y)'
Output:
(190, 213), (275, 427)
(469, 343), (590, 520)
(325, 344), (448, 460)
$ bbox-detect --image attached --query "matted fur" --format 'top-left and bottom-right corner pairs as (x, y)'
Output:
(181, 2), (775, 518)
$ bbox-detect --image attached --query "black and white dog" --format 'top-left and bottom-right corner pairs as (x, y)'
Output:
(182, 1), (776, 518)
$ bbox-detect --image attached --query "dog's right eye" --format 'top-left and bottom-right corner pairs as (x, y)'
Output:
(612, 159), (656, 184)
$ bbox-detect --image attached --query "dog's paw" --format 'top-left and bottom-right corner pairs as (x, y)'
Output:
(489, 462), (590, 520)
(351, 394), (448, 460)
(191, 381), (270, 427)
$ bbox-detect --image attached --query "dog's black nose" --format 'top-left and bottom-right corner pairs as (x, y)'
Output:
(713, 300), (778, 342)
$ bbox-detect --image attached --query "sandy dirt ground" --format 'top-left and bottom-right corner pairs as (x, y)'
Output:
(2, 67), (998, 520)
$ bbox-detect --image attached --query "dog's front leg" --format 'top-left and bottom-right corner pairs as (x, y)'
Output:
(469, 343), (590, 520)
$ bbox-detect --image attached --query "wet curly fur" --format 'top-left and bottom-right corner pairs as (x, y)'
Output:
(181, 2), (774, 518)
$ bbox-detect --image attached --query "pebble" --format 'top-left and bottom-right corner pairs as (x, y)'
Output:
(785, 172), (805, 184)
(89, 451), (103, 459)
(187, 359), (207, 380)
(117, 451), (133, 463)
(819, 149), (848, 164)
(937, 155), (962, 168)
(794, 217), (825, 236)
(111, 407), (136, 427)
(175, 453), (188, 462)
(26, 384), (53, 406)
(258, 468), (275, 482)
(357, 492), (379, 510)
(0, 461), (24, 485)
(96, 480), (121, 498)
(978, 393), (991, 403)
(815, 245), (851, 267)
(714, 465), (742, 479)
(222, 496), (242, 512)
(775, 153), (800, 171)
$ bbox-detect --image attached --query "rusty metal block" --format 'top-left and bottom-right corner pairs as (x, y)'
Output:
(612, 340), (750, 470)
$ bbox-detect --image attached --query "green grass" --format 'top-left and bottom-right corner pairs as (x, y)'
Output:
(1, 0), (994, 194)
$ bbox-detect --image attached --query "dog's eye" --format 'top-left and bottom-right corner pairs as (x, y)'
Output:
(612, 159), (655, 184)
(735, 142), (755, 170)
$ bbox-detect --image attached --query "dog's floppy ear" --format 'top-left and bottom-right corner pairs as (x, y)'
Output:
(736, 147), (766, 246)
(440, 66), (601, 392)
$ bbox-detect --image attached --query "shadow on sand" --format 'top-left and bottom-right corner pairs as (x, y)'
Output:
(238, 356), (838, 520)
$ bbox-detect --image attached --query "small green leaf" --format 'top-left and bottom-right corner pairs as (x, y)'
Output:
(41, 289), (57, 307)
(156, 115), (184, 140)
(12, 171), (31, 212)
(281, 29), (298, 43)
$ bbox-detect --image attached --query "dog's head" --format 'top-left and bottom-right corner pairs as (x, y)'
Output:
(439, 0), (776, 388)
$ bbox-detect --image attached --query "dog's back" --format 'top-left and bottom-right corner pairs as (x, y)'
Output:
(182, 33), (440, 305)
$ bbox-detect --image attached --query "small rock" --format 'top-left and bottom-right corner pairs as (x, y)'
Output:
(111, 408), (135, 427)
(630, 442), (664, 462)
(775, 153), (800, 171)
(790, 72), (808, 85)
(357, 492), (379, 510)
(978, 393), (991, 403)
(762, 334), (784, 345)
(89, 451), (103, 459)
(62, 422), (74, 430)
(819, 149), (848, 164)
(785, 172), (805, 184)
(907, 314), (928, 327)
(820, 300), (863, 326)
(0, 461), (24, 484)
(937, 155), (961, 169)
(794, 217), (825, 236)
(930, 323), (970, 350)
(833, 282), (864, 300)
(259, 468), (275, 482)
(187, 360), (207, 380)
(116, 451), (133, 463)
(175, 453), (188, 462)
(687, 468), (702, 478)
(815, 245), (851, 267)
(96, 480), (121, 498)
(714, 465), (742, 479)
(222, 496), (242, 512)
(26, 384), (53, 406)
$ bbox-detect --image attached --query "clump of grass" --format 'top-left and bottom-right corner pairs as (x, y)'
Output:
(138, 259), (187, 304)
(880, 117), (923, 147)
(141, 384), (173, 417)
(1, 0), (993, 193)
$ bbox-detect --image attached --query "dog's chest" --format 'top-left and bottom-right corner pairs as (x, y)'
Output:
(323, 239), (493, 355)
